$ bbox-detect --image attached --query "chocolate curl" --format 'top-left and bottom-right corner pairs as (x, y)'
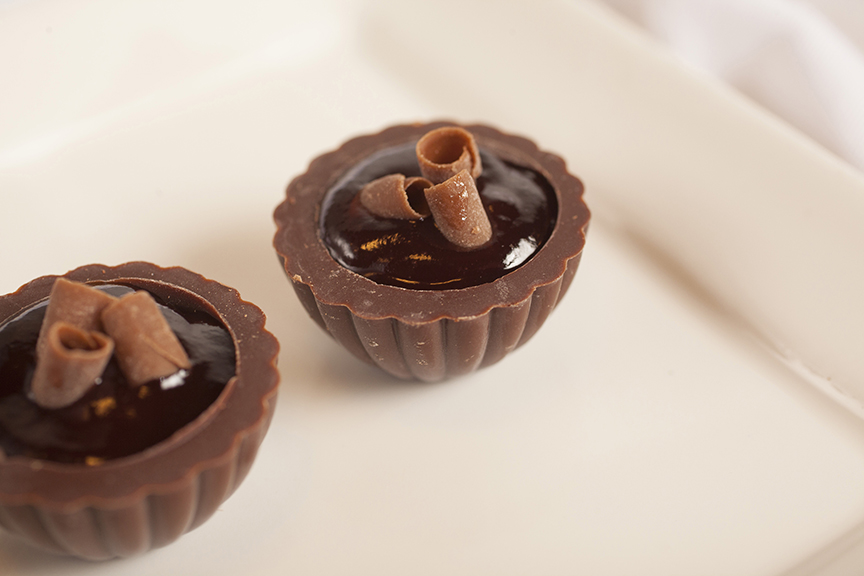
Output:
(101, 291), (191, 386)
(36, 278), (116, 358)
(359, 174), (432, 219)
(31, 322), (114, 409)
(424, 169), (492, 249)
(416, 127), (482, 184)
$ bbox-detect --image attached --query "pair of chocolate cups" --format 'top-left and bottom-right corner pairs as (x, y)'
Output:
(0, 122), (589, 560)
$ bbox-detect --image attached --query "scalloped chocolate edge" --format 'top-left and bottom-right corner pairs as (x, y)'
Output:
(274, 121), (589, 321)
(273, 121), (590, 381)
(285, 251), (581, 381)
(0, 422), (271, 559)
(0, 262), (280, 559)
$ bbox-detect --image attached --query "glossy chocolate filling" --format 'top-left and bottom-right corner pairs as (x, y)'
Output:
(320, 143), (558, 290)
(0, 284), (235, 464)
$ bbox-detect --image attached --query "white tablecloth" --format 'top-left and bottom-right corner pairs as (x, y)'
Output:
(601, 0), (864, 171)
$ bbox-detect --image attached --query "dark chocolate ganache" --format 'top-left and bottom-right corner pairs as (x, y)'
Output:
(320, 143), (558, 290)
(0, 284), (235, 464)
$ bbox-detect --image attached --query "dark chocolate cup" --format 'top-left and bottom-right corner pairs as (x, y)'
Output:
(0, 263), (279, 560)
(273, 122), (590, 381)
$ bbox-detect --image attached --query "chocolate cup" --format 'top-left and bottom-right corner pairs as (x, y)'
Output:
(0, 262), (280, 560)
(273, 122), (590, 381)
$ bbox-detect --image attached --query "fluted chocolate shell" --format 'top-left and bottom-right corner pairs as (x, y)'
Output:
(0, 262), (279, 560)
(273, 122), (589, 381)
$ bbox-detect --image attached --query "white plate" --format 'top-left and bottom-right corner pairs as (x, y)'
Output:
(1, 1), (863, 574)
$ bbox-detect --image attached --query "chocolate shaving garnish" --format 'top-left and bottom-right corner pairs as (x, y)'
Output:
(36, 278), (116, 358)
(101, 291), (191, 386)
(359, 174), (432, 219)
(31, 322), (114, 409)
(424, 169), (492, 249)
(416, 126), (482, 184)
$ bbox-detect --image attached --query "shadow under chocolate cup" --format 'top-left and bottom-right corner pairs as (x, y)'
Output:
(273, 121), (590, 382)
(0, 262), (279, 560)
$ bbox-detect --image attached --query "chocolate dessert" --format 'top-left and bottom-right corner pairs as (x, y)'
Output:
(0, 263), (279, 560)
(274, 122), (589, 381)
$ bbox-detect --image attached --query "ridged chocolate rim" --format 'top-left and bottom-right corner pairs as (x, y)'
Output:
(0, 262), (280, 509)
(273, 121), (590, 323)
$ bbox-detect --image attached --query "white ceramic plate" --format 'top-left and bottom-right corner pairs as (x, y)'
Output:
(1, 1), (863, 574)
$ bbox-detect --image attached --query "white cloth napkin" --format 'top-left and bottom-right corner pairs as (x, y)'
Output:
(600, 0), (864, 171)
